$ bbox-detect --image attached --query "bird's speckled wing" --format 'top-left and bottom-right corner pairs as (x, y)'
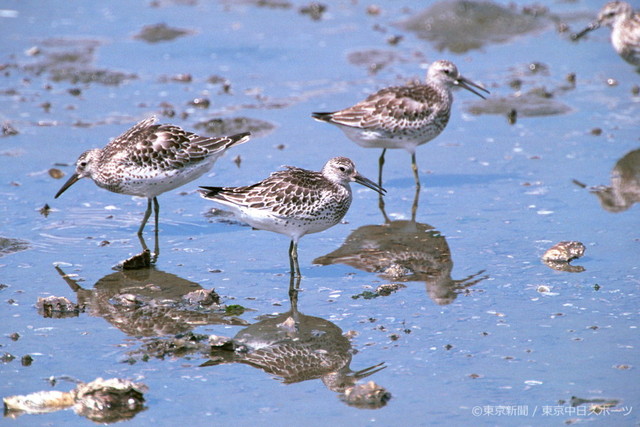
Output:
(201, 167), (331, 217)
(318, 85), (444, 131)
(102, 117), (250, 170)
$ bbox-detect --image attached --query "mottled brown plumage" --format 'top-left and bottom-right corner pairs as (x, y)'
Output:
(199, 157), (385, 277)
(312, 60), (489, 188)
(55, 116), (251, 235)
(573, 1), (640, 66)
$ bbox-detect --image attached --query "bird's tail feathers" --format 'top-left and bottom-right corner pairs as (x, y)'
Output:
(198, 186), (224, 199)
(311, 112), (334, 122)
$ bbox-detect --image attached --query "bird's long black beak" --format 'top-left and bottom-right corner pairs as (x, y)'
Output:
(55, 173), (80, 199)
(456, 76), (490, 99)
(354, 173), (386, 195)
(571, 22), (600, 40)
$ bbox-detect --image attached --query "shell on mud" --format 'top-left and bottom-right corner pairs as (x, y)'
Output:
(3, 377), (147, 422)
(542, 241), (586, 273)
(542, 241), (586, 262)
(341, 381), (391, 409)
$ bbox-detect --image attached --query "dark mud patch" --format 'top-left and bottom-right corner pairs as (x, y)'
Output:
(150, 0), (199, 6)
(133, 23), (194, 43)
(299, 3), (327, 21)
(26, 38), (101, 67)
(49, 68), (137, 86)
(21, 38), (137, 86)
(194, 116), (276, 138)
(0, 237), (29, 257)
(347, 49), (417, 74)
(220, 0), (293, 9)
(567, 396), (622, 415)
(1, 122), (19, 137)
(396, 0), (551, 53)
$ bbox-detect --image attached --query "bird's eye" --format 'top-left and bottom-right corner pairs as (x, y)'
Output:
(338, 166), (346, 172)
(79, 161), (87, 168)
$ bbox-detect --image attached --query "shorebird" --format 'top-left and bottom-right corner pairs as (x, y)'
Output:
(199, 156), (385, 277)
(55, 116), (251, 235)
(312, 60), (489, 188)
(572, 1), (640, 66)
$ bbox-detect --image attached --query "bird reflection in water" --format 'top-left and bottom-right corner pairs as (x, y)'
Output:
(588, 148), (640, 213)
(202, 276), (391, 409)
(54, 265), (247, 338)
(314, 188), (487, 305)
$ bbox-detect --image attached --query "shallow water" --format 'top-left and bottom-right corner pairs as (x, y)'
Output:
(1, 0), (639, 425)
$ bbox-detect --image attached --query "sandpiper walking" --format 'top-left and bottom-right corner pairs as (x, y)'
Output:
(312, 60), (488, 189)
(198, 157), (385, 277)
(572, 1), (640, 66)
(55, 116), (251, 235)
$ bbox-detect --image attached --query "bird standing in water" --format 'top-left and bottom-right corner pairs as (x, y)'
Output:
(199, 157), (385, 277)
(572, 1), (640, 67)
(312, 60), (489, 189)
(55, 116), (251, 236)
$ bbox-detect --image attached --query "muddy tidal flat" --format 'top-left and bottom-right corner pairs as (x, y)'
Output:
(1, 1), (638, 426)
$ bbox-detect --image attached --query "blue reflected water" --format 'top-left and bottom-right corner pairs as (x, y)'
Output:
(1, 1), (638, 425)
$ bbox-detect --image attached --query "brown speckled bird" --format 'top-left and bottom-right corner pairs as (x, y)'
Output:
(312, 60), (488, 188)
(199, 157), (385, 277)
(572, 1), (640, 66)
(55, 116), (251, 235)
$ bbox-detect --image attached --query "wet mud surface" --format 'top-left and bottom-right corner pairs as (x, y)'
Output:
(396, 1), (552, 53)
(1, 0), (638, 426)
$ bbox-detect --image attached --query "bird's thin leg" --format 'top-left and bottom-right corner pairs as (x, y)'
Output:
(289, 240), (301, 278)
(138, 198), (153, 235)
(377, 148), (386, 189)
(377, 149), (388, 217)
(411, 152), (421, 190)
(153, 197), (160, 234)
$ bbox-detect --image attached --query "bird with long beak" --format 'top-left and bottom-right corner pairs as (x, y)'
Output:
(312, 60), (489, 189)
(572, 1), (640, 67)
(199, 157), (385, 277)
(55, 116), (251, 236)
